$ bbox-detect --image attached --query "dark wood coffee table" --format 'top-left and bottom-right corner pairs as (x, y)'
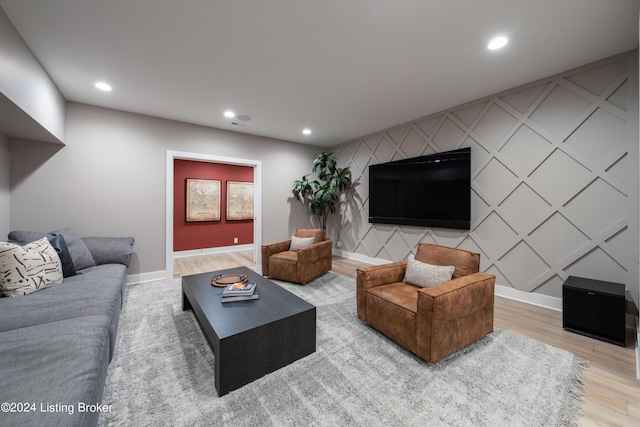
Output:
(182, 266), (316, 396)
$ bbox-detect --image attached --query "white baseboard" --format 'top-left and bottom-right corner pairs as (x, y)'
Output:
(173, 244), (254, 259)
(494, 284), (562, 312)
(334, 249), (563, 312)
(332, 248), (393, 266)
(127, 270), (167, 285)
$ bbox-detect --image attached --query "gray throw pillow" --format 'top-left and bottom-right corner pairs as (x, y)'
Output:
(403, 254), (455, 288)
(51, 228), (96, 270)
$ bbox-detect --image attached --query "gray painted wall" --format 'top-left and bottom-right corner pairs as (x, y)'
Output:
(9, 102), (319, 276)
(330, 51), (639, 305)
(0, 7), (65, 143)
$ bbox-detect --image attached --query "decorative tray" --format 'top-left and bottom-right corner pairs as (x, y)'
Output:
(211, 274), (249, 287)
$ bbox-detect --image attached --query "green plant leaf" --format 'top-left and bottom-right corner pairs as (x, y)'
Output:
(291, 151), (352, 230)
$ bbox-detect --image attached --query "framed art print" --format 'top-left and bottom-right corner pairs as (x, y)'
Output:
(226, 181), (254, 220)
(186, 178), (221, 221)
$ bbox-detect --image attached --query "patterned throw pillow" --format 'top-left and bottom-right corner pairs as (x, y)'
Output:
(0, 238), (64, 297)
(403, 254), (455, 288)
(289, 236), (315, 251)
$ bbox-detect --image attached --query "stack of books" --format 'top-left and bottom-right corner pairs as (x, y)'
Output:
(221, 282), (258, 303)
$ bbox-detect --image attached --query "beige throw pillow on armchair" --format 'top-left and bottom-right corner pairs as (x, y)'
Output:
(403, 254), (455, 288)
(289, 236), (315, 251)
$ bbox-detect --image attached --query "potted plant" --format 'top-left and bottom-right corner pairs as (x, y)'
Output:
(292, 152), (352, 230)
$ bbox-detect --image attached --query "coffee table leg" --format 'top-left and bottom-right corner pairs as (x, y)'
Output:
(215, 309), (315, 396)
(182, 291), (192, 311)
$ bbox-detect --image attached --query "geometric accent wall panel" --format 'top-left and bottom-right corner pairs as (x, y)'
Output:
(499, 183), (550, 230)
(475, 159), (520, 204)
(528, 149), (591, 206)
(499, 125), (552, 176)
(330, 51), (637, 300)
(529, 85), (591, 137)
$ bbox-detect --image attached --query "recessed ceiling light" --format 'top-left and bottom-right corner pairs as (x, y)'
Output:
(302, 129), (311, 135)
(488, 36), (508, 50)
(224, 110), (235, 118)
(95, 82), (112, 92)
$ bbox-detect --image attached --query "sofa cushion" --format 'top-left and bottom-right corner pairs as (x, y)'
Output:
(0, 315), (112, 427)
(403, 254), (454, 288)
(8, 228), (96, 271)
(289, 235), (315, 251)
(0, 264), (126, 332)
(0, 238), (63, 297)
(82, 236), (135, 267)
(7, 229), (51, 244)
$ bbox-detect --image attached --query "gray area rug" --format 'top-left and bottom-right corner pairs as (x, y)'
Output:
(99, 271), (587, 426)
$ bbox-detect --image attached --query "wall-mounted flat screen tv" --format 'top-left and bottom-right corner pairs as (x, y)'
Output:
(368, 147), (471, 230)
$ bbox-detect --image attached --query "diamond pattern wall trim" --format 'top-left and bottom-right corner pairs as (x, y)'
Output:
(330, 52), (637, 303)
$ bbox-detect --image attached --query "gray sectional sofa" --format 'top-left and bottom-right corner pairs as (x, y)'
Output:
(0, 230), (134, 427)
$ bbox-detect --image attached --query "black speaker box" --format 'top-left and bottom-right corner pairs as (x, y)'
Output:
(562, 276), (625, 346)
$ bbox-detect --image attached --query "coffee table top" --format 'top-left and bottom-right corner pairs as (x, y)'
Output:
(181, 266), (315, 339)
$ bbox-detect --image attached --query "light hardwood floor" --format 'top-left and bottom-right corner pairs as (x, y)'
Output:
(174, 250), (640, 426)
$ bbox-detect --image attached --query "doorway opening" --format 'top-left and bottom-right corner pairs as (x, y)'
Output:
(165, 150), (262, 278)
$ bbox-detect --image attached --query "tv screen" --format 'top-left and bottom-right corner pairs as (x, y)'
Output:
(368, 147), (471, 230)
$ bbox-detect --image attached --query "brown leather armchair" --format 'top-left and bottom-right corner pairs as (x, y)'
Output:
(357, 243), (495, 365)
(261, 228), (332, 284)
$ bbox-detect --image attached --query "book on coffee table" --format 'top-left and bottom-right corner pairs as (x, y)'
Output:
(222, 282), (256, 296)
(221, 293), (260, 303)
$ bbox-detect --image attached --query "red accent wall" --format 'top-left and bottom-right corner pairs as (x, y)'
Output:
(174, 159), (253, 252)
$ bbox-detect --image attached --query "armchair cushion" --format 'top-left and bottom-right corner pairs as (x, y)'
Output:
(415, 244), (479, 279)
(367, 282), (418, 352)
(403, 254), (455, 288)
(295, 228), (325, 243)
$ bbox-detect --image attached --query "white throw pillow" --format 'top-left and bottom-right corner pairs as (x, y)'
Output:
(403, 254), (455, 288)
(0, 238), (63, 297)
(289, 236), (315, 251)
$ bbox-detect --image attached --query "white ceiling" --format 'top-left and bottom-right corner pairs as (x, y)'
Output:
(1, 0), (638, 147)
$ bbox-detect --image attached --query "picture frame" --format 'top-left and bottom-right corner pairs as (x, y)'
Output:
(186, 178), (221, 222)
(226, 181), (254, 220)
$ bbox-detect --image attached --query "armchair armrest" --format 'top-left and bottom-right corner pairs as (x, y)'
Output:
(416, 272), (495, 363)
(297, 239), (333, 263)
(261, 239), (291, 276)
(356, 260), (407, 321)
(417, 272), (495, 319)
(262, 239), (291, 255)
